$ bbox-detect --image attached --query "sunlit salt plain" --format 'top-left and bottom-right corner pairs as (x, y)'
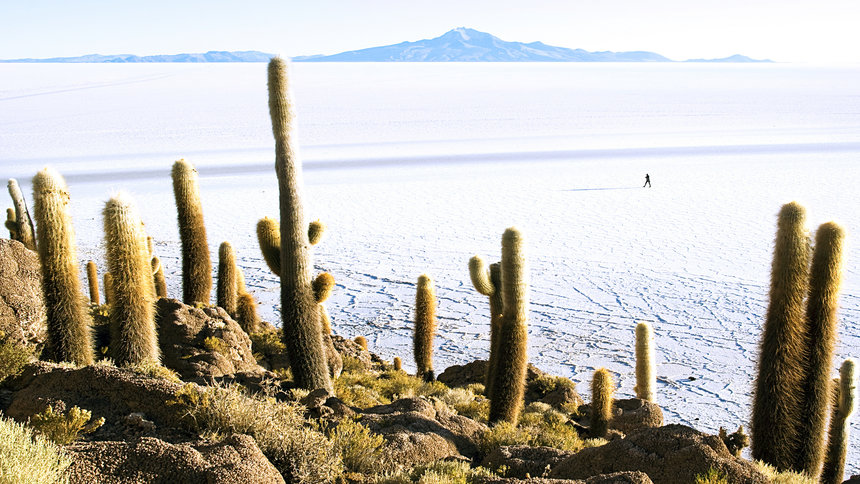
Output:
(2, 62), (860, 471)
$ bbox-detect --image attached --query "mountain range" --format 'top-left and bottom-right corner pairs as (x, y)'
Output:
(0, 28), (771, 63)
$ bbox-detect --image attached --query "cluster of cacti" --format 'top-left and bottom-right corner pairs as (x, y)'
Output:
(171, 159), (212, 305)
(468, 256), (502, 395)
(590, 368), (615, 438)
(751, 202), (847, 477)
(6, 178), (36, 250)
(413, 274), (437, 382)
(634, 321), (655, 402)
(103, 193), (159, 366)
(821, 359), (856, 484)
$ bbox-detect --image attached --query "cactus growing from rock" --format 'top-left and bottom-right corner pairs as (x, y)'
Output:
(268, 57), (332, 392)
(171, 159), (211, 305)
(634, 322), (656, 402)
(413, 274), (437, 382)
(821, 359), (856, 484)
(751, 202), (811, 470)
(86, 260), (100, 305)
(151, 256), (167, 298)
(487, 227), (529, 425)
(795, 221), (846, 475)
(103, 193), (159, 366)
(469, 256), (503, 395)
(217, 241), (238, 317)
(32, 168), (93, 365)
(590, 368), (615, 438)
(7, 178), (36, 251)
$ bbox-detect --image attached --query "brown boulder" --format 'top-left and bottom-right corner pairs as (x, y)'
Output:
(549, 424), (768, 484)
(482, 445), (573, 479)
(475, 472), (653, 483)
(576, 398), (663, 434)
(331, 334), (386, 372)
(156, 298), (264, 381)
(0, 239), (45, 348)
(66, 433), (285, 484)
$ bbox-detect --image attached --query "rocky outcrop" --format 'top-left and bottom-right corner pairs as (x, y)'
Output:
(549, 424), (769, 484)
(0, 239), (45, 348)
(66, 434), (285, 484)
(332, 335), (386, 372)
(482, 445), (572, 479)
(475, 472), (653, 483)
(575, 398), (663, 435)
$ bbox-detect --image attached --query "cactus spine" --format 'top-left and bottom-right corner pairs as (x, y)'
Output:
(488, 227), (529, 425)
(8, 178), (36, 250)
(590, 368), (615, 438)
(268, 57), (332, 392)
(751, 202), (811, 470)
(171, 159), (211, 305)
(821, 359), (856, 484)
(86, 260), (100, 305)
(32, 168), (93, 365)
(634, 322), (656, 402)
(469, 256), (503, 395)
(414, 274), (437, 382)
(216, 241), (238, 317)
(795, 221), (846, 475)
(103, 193), (159, 366)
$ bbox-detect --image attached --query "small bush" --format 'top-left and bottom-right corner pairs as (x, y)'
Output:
(694, 468), (729, 484)
(250, 329), (286, 359)
(0, 335), (33, 382)
(29, 403), (105, 445)
(128, 359), (182, 383)
(754, 461), (816, 484)
(0, 415), (71, 484)
(328, 417), (385, 473)
(335, 370), (450, 409)
(203, 336), (229, 356)
(375, 460), (496, 484)
(478, 403), (586, 456)
(342, 355), (366, 373)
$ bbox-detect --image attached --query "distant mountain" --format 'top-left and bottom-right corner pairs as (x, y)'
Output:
(0, 50), (274, 63)
(684, 54), (771, 63)
(296, 28), (673, 62)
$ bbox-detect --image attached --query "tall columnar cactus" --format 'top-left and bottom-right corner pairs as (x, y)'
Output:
(751, 202), (811, 470)
(414, 274), (437, 382)
(268, 57), (332, 392)
(86, 260), (100, 305)
(634, 322), (656, 402)
(103, 193), (159, 366)
(104, 272), (114, 306)
(488, 227), (529, 425)
(217, 241), (238, 316)
(8, 178), (36, 250)
(469, 256), (503, 395)
(171, 159), (211, 305)
(151, 256), (168, 298)
(32, 168), (93, 365)
(821, 359), (856, 484)
(590, 368), (615, 438)
(795, 221), (846, 475)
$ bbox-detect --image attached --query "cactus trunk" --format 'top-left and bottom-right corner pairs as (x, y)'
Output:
(821, 359), (855, 484)
(634, 322), (656, 402)
(235, 292), (261, 334)
(8, 178), (36, 251)
(151, 256), (168, 298)
(414, 274), (437, 382)
(217, 241), (238, 317)
(590, 368), (615, 438)
(171, 159), (211, 305)
(86, 260), (100, 305)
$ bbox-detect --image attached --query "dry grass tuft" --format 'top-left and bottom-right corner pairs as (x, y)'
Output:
(754, 461), (816, 484)
(0, 415), (71, 484)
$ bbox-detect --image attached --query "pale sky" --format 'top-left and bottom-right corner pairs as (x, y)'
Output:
(1, 0), (858, 63)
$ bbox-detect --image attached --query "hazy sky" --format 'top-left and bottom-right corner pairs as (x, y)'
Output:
(1, 0), (858, 62)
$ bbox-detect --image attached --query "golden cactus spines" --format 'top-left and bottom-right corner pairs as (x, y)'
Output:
(469, 255), (495, 296)
(590, 368), (615, 438)
(414, 273), (437, 382)
(216, 241), (238, 317)
(235, 292), (261, 334)
(256, 216), (281, 276)
(104, 272), (114, 306)
(151, 256), (168, 298)
(8, 178), (36, 251)
(634, 322), (656, 402)
(488, 227), (529, 425)
(86, 260), (100, 305)
(469, 255), (504, 394)
(822, 359), (856, 484)
(269, 56), (332, 392)
(393, 356), (402, 371)
(308, 220), (325, 246)
(313, 272), (336, 303)
(795, 221), (846, 475)
(751, 201), (812, 470)
(171, 159), (211, 305)
(354, 335), (368, 351)
(103, 192), (158, 366)
(32, 168), (93, 365)
(236, 267), (247, 295)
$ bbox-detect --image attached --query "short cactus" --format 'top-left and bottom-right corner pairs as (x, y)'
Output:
(469, 256), (503, 395)
(590, 368), (615, 438)
(7, 178), (36, 251)
(32, 168), (93, 365)
(151, 256), (167, 298)
(86, 260), (100, 305)
(235, 292), (261, 334)
(216, 241), (238, 317)
(354, 336), (368, 351)
(313, 272), (342, 380)
(104, 272), (114, 306)
(171, 159), (211, 305)
(821, 359), (856, 484)
(634, 322), (656, 402)
(256, 217), (281, 276)
(5, 208), (17, 240)
(308, 219), (325, 246)
(413, 274), (436, 382)
(103, 193), (159, 366)
(393, 356), (402, 371)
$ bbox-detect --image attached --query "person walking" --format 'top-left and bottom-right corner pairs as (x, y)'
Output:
(643, 173), (651, 187)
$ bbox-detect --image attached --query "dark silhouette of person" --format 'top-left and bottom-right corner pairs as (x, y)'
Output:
(643, 173), (651, 187)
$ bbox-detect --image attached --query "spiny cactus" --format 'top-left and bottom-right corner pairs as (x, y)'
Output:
(268, 57), (332, 392)
(308, 219), (325, 246)
(5, 208), (17, 240)
(151, 256), (167, 298)
(634, 322), (656, 402)
(313, 272), (342, 380)
(751, 202), (811, 470)
(393, 356), (402, 371)
(487, 227), (529, 425)
(414, 274), (436, 382)
(86, 260), (99, 305)
(8, 178), (36, 250)
(104, 272), (114, 306)
(355, 335), (368, 351)
(103, 193), (159, 366)
(32, 168), (93, 365)
(171, 159), (211, 305)
(257, 216), (325, 278)
(469, 256), (503, 395)
(590, 368), (615, 438)
(216, 241), (238, 317)
(235, 292), (261, 334)
(795, 221), (846, 475)
(821, 359), (856, 484)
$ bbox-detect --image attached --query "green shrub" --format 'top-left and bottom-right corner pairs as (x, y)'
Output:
(0, 335), (33, 382)
(250, 329), (286, 361)
(328, 418), (384, 473)
(694, 469), (729, 484)
(0, 415), (71, 484)
(341, 355), (367, 373)
(203, 336), (229, 356)
(29, 403), (104, 445)
(335, 369), (451, 409)
(375, 460), (496, 484)
(478, 403), (588, 456)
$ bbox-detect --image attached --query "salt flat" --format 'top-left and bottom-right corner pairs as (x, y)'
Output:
(2, 62), (860, 471)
